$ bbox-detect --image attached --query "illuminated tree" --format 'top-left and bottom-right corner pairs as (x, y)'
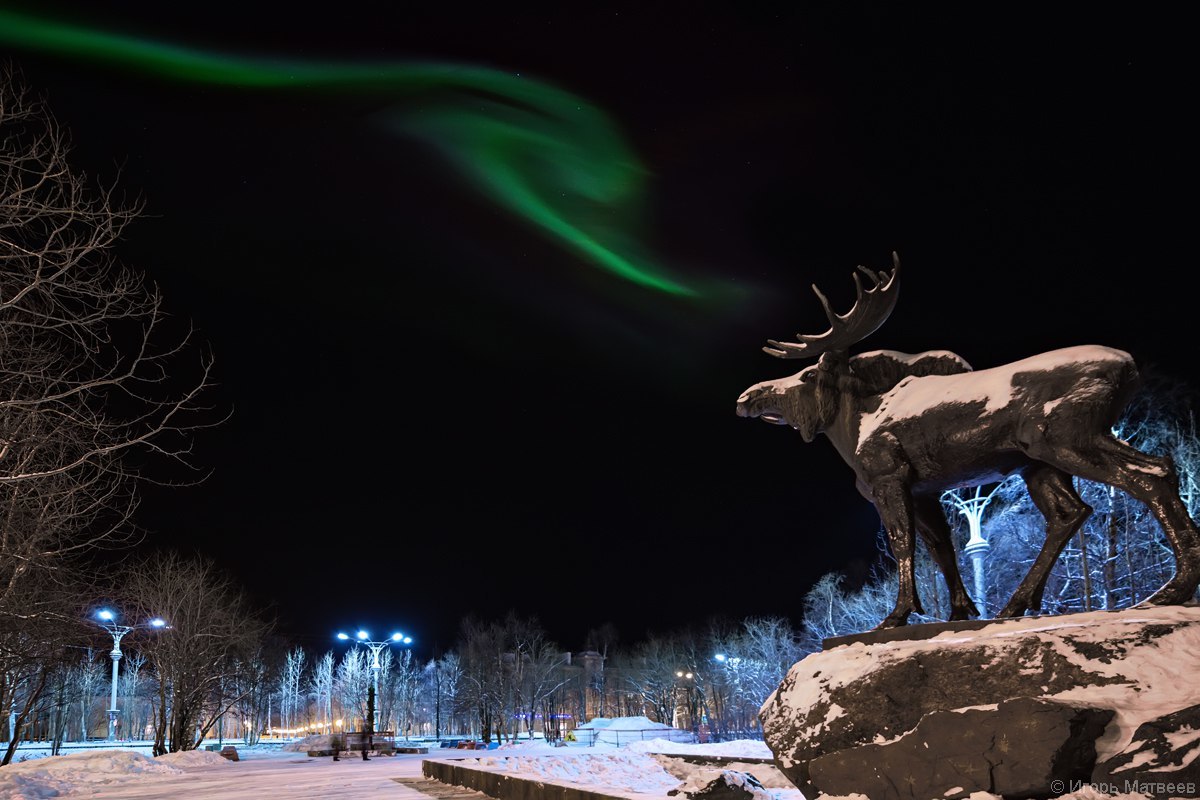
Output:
(310, 651), (334, 733)
(334, 648), (369, 733)
(276, 647), (306, 735)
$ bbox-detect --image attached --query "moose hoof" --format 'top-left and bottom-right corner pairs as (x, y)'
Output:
(948, 601), (979, 621)
(997, 599), (1034, 619)
(873, 611), (912, 630)
(1139, 589), (1192, 607)
(1141, 574), (1200, 607)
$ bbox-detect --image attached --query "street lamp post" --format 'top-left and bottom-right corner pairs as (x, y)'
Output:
(674, 670), (697, 736)
(336, 629), (412, 760)
(94, 609), (166, 741)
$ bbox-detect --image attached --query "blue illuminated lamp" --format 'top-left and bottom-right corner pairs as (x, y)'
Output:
(334, 626), (413, 754)
(93, 608), (168, 741)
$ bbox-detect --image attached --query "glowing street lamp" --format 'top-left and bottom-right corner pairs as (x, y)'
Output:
(94, 609), (166, 741)
(336, 628), (412, 759)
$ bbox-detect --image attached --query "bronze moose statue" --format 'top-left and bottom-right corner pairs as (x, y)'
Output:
(736, 254), (1200, 628)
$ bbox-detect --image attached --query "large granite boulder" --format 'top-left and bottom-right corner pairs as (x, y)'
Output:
(1091, 703), (1200, 796)
(808, 697), (1111, 799)
(760, 605), (1200, 799)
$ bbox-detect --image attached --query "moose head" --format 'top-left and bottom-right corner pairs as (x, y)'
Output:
(738, 255), (1200, 629)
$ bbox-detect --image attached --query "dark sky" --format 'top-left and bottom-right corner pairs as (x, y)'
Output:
(2, 4), (1195, 654)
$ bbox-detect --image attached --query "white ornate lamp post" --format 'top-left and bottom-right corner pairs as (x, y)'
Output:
(943, 485), (1001, 617)
(94, 609), (166, 741)
(336, 629), (411, 759)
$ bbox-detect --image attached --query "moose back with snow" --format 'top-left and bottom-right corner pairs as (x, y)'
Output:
(737, 255), (1200, 628)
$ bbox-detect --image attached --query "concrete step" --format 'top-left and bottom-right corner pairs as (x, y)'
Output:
(392, 777), (489, 799)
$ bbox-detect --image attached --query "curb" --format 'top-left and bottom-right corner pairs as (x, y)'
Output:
(422, 757), (633, 800)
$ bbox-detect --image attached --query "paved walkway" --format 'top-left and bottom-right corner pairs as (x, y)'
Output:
(38, 748), (441, 799)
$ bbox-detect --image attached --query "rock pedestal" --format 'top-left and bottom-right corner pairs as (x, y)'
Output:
(760, 605), (1200, 800)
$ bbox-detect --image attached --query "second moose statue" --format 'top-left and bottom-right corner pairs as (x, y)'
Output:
(736, 254), (1200, 629)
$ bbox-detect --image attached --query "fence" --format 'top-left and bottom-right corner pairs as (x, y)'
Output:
(570, 727), (698, 748)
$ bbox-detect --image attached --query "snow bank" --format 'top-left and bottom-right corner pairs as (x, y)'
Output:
(457, 749), (683, 794)
(0, 749), (181, 799)
(156, 749), (235, 767)
(626, 737), (774, 758)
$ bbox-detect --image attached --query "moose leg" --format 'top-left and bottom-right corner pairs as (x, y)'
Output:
(871, 481), (923, 629)
(914, 495), (978, 620)
(1034, 436), (1200, 606)
(1091, 438), (1200, 604)
(999, 464), (1091, 618)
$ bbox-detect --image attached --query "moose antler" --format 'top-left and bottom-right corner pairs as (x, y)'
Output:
(764, 252), (900, 359)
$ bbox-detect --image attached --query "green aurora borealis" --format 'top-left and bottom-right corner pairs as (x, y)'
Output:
(0, 8), (728, 301)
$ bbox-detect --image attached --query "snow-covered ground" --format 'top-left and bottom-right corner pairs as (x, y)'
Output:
(0, 721), (1157, 799)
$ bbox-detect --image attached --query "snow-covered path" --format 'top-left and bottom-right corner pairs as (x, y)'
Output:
(1, 748), (434, 800)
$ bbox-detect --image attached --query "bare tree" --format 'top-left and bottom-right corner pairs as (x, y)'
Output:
(800, 566), (897, 647)
(1, 70), (219, 759)
(124, 552), (270, 753)
(399, 649), (420, 739)
(334, 648), (369, 733)
(310, 651), (334, 733)
(458, 617), (509, 743)
(277, 647), (306, 735)
(1, 69), (217, 493)
(0, 584), (84, 763)
(425, 652), (461, 739)
(229, 646), (272, 746)
(507, 618), (569, 741)
(71, 649), (104, 740)
(717, 615), (804, 735)
(117, 651), (148, 740)
(616, 634), (687, 727)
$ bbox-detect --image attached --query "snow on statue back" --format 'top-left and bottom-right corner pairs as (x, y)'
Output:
(736, 254), (1200, 629)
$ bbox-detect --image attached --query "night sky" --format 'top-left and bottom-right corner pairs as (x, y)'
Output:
(2, 4), (1195, 653)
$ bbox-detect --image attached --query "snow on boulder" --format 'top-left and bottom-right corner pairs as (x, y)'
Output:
(668, 769), (773, 800)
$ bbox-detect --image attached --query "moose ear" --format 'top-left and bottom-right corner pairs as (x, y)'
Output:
(817, 351), (847, 373)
